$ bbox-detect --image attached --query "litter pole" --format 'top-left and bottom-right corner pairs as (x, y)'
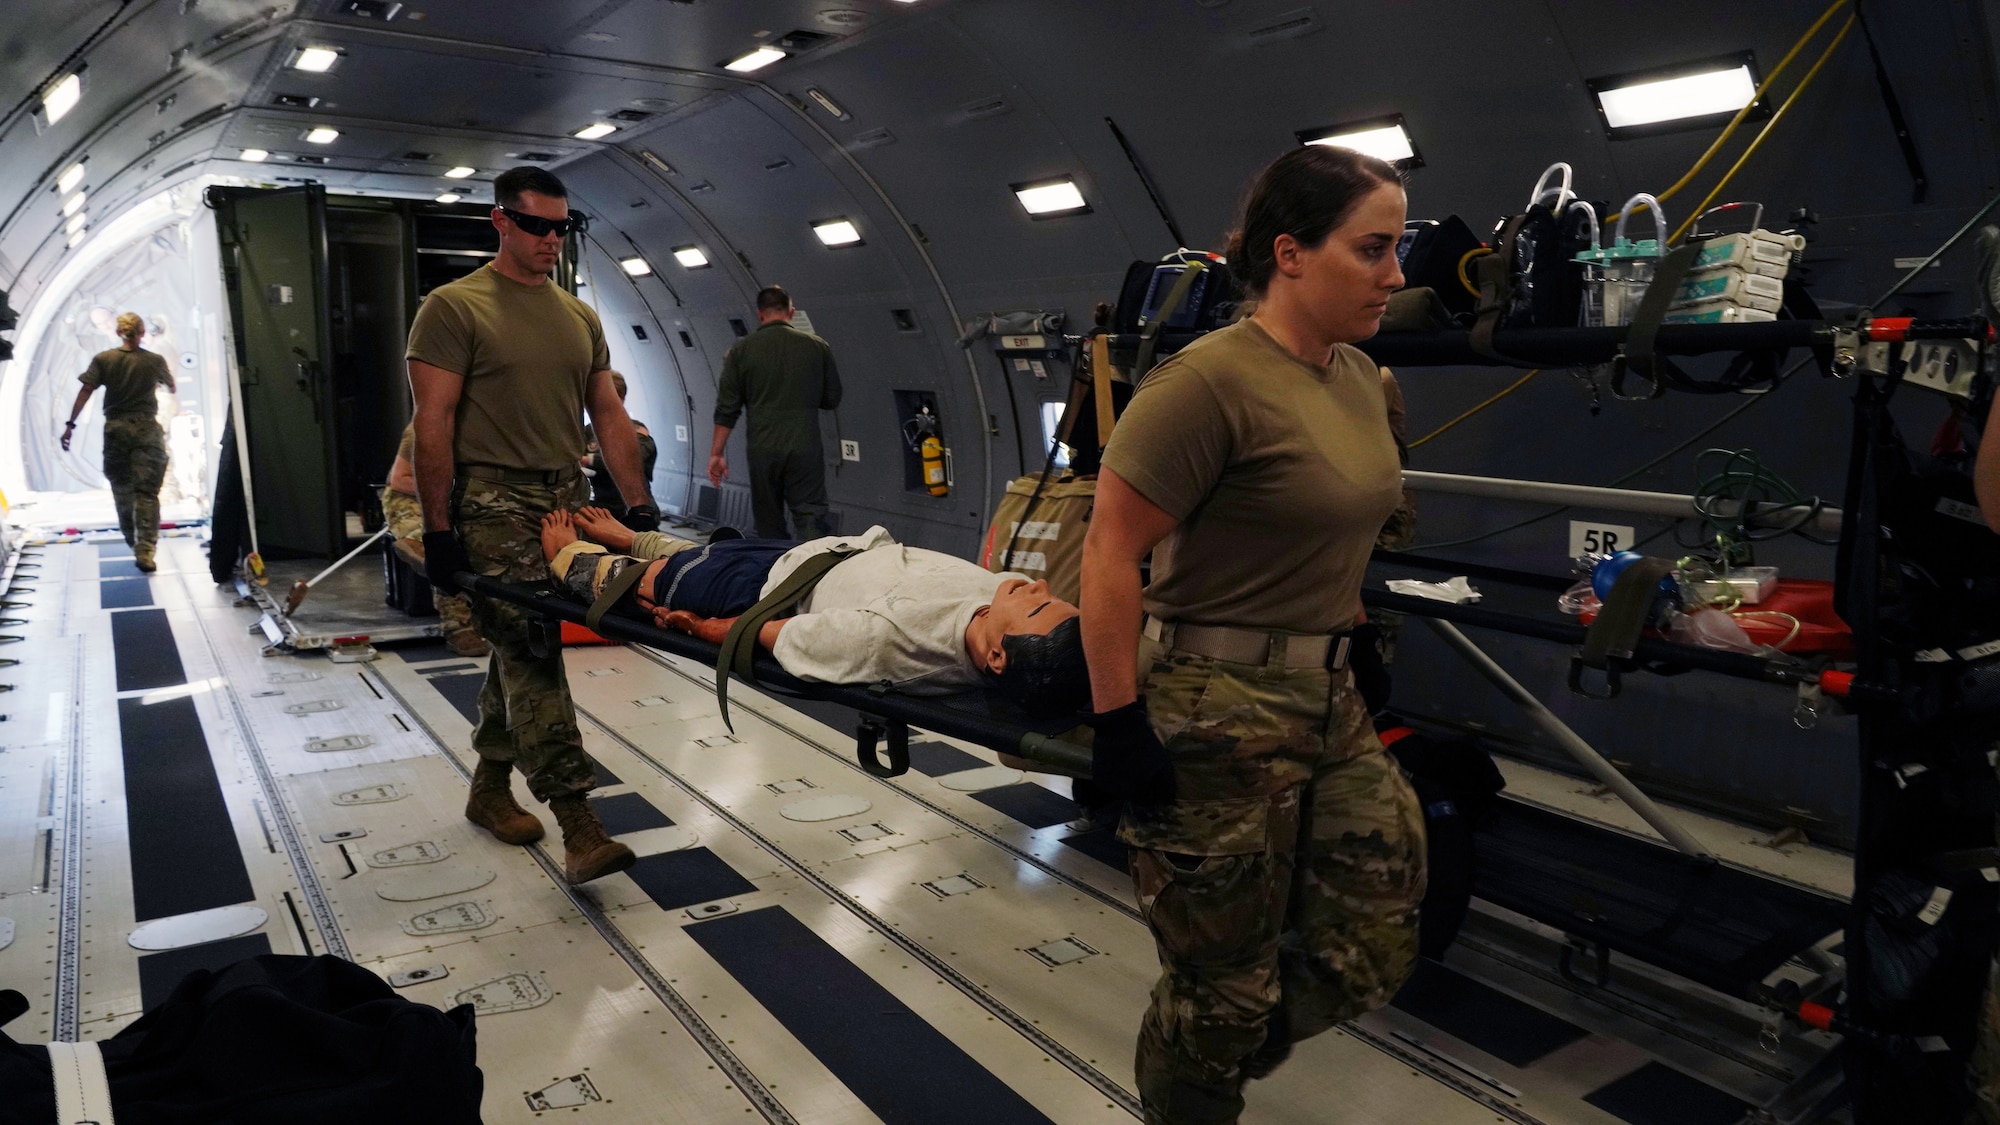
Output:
(1423, 618), (1713, 860)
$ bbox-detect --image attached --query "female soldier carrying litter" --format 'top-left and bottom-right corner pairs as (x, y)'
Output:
(1080, 145), (1428, 1124)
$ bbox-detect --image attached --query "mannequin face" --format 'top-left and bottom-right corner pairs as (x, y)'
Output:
(970, 577), (1077, 672)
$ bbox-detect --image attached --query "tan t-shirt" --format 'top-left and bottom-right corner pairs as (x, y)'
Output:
(81, 347), (171, 420)
(405, 265), (610, 470)
(1101, 318), (1401, 634)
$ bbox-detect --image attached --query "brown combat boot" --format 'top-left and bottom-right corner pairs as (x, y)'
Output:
(548, 795), (636, 885)
(464, 758), (544, 845)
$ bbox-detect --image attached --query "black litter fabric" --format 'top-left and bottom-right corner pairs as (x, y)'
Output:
(624, 848), (757, 911)
(589, 791), (673, 835)
(971, 783), (1080, 829)
(1389, 959), (1587, 1067)
(0, 954), (481, 1125)
(101, 578), (154, 609)
(1474, 798), (1847, 996)
(688, 906), (1056, 1125)
(1582, 1060), (1750, 1125)
(112, 609), (185, 692)
(121, 696), (255, 922)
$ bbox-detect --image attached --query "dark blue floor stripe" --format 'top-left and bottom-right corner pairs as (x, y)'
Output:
(393, 638), (457, 664)
(121, 695), (257, 922)
(590, 791), (672, 835)
(429, 670), (483, 724)
(971, 782), (1081, 829)
(688, 907), (1057, 1125)
(111, 608), (184, 691)
(1390, 959), (1587, 1068)
(137, 934), (273, 1011)
(625, 848), (756, 911)
(100, 577), (153, 609)
(1058, 827), (1130, 871)
(1583, 1060), (1751, 1125)
(99, 557), (144, 578)
(424, 671), (617, 784)
(906, 740), (986, 777)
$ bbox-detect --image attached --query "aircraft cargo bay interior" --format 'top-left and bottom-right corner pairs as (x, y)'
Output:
(0, 2), (1997, 1123)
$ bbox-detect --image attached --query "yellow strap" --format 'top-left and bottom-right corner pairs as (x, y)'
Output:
(1091, 334), (1116, 450)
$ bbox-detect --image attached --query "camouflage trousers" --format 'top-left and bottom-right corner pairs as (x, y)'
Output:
(379, 486), (475, 637)
(1976, 741), (2000, 1124)
(102, 417), (168, 559)
(451, 473), (598, 802)
(1119, 635), (1427, 1125)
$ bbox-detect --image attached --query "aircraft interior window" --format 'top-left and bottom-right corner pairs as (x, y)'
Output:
(1039, 402), (1070, 470)
(677, 331), (694, 348)
(631, 324), (648, 341)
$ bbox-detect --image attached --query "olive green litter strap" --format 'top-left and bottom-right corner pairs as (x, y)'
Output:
(713, 545), (858, 730)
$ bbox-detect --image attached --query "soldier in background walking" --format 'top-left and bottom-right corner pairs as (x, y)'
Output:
(62, 312), (174, 572)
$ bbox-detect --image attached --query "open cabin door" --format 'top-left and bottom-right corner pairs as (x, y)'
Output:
(211, 185), (342, 559)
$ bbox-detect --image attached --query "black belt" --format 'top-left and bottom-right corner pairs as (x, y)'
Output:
(456, 463), (579, 486)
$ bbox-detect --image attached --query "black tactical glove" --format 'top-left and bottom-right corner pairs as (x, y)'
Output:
(624, 503), (660, 533)
(1090, 699), (1177, 809)
(1347, 622), (1392, 716)
(422, 530), (472, 595)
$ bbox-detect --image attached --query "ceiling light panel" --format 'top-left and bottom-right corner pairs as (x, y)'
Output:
(43, 73), (82, 124)
(57, 162), (87, 193)
(305, 126), (340, 144)
(62, 192), (86, 216)
(574, 123), (616, 140)
(68, 229), (87, 248)
(292, 46), (341, 72)
(240, 148), (269, 162)
(65, 212), (87, 235)
(444, 166), (476, 178)
(1595, 64), (1756, 129)
(619, 257), (652, 276)
(1587, 53), (1767, 137)
(673, 246), (710, 269)
(436, 193), (461, 203)
(725, 47), (787, 72)
(1013, 177), (1089, 217)
(812, 219), (862, 247)
(1297, 116), (1420, 166)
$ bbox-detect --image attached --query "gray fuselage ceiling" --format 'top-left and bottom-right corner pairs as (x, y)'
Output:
(2, 0), (1995, 546)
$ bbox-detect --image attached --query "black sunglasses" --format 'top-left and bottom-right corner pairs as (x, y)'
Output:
(496, 205), (587, 238)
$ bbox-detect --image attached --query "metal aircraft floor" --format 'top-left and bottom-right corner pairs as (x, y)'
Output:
(0, 533), (1853, 1124)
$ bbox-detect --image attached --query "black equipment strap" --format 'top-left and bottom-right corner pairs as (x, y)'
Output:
(714, 545), (859, 729)
(1570, 556), (1678, 699)
(1131, 260), (1206, 382)
(1611, 243), (1701, 399)
(1469, 214), (1531, 365)
(583, 558), (651, 634)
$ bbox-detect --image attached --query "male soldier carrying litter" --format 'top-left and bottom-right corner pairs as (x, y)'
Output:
(407, 165), (657, 885)
(62, 312), (174, 571)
